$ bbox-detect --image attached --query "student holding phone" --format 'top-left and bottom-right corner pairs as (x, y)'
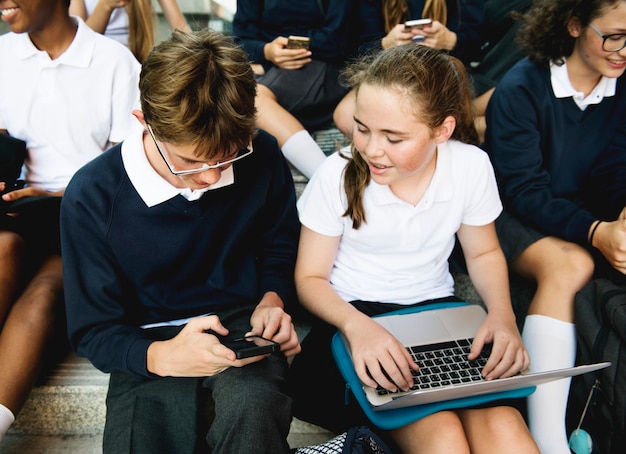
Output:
(232, 0), (358, 179)
(61, 30), (302, 453)
(333, 0), (485, 139)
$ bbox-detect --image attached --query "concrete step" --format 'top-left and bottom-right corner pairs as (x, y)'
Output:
(1, 351), (334, 451)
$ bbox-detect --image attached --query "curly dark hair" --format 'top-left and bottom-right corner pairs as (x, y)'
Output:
(515, 0), (625, 65)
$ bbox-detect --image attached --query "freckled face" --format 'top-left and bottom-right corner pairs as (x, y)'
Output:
(571, 2), (626, 79)
(352, 83), (438, 188)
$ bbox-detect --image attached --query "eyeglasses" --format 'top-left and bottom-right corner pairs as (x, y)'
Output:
(588, 23), (626, 52)
(146, 124), (253, 176)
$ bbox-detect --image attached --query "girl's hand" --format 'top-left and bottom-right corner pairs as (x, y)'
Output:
(263, 36), (312, 69)
(469, 311), (530, 380)
(415, 21), (457, 51)
(98, 0), (131, 13)
(381, 23), (416, 49)
(591, 209), (626, 275)
(1, 186), (61, 202)
(344, 314), (418, 392)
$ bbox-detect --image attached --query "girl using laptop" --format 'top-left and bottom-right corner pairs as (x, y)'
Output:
(288, 44), (539, 453)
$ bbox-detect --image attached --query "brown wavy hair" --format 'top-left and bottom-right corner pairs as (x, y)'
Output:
(341, 44), (478, 229)
(140, 29), (257, 160)
(515, 0), (625, 65)
(382, 0), (447, 32)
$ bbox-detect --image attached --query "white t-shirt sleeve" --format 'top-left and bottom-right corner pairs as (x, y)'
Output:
(297, 151), (350, 237)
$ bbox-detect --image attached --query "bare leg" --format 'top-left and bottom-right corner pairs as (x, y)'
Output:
(0, 231), (25, 325)
(459, 406), (539, 454)
(255, 84), (326, 178)
(390, 410), (470, 454)
(512, 236), (593, 322)
(512, 236), (594, 453)
(472, 88), (495, 144)
(0, 254), (63, 416)
(332, 89), (356, 140)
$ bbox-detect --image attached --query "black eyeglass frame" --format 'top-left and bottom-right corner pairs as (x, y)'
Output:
(146, 124), (253, 176)
(588, 23), (626, 52)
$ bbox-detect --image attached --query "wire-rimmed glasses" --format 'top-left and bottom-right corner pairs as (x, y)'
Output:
(146, 124), (253, 176)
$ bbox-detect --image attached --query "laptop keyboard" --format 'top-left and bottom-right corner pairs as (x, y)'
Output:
(376, 338), (491, 396)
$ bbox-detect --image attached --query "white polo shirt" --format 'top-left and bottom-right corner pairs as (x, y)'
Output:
(0, 17), (140, 192)
(297, 141), (502, 305)
(85, 0), (130, 46)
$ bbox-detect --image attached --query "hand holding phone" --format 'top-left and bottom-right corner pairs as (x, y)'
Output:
(286, 35), (311, 50)
(222, 335), (280, 359)
(404, 18), (432, 31)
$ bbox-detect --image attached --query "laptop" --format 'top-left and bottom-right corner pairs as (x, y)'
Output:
(340, 304), (610, 412)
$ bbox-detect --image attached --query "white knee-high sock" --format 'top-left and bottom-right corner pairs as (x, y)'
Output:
(522, 314), (576, 454)
(0, 403), (15, 441)
(281, 130), (326, 179)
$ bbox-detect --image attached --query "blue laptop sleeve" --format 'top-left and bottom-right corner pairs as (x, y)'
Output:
(330, 301), (535, 430)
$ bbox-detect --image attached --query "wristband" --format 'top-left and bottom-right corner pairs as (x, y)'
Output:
(589, 220), (603, 247)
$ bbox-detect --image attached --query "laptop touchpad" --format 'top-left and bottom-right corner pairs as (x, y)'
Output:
(387, 312), (451, 346)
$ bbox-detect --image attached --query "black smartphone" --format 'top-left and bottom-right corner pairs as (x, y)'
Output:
(222, 335), (280, 359)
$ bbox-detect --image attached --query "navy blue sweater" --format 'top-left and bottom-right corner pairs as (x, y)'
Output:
(356, 0), (485, 62)
(484, 57), (626, 245)
(61, 130), (300, 377)
(232, 0), (357, 69)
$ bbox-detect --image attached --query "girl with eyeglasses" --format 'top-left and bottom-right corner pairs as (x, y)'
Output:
(483, 1), (626, 452)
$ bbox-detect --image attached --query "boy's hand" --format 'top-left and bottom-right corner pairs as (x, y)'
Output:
(249, 292), (301, 357)
(146, 315), (265, 377)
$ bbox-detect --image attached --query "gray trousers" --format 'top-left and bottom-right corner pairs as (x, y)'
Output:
(103, 320), (293, 453)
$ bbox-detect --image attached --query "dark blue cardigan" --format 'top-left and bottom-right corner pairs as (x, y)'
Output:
(484, 57), (626, 244)
(61, 130), (300, 377)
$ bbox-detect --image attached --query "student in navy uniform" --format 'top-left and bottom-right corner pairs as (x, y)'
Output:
(232, 0), (357, 179)
(484, 1), (626, 452)
(61, 29), (301, 453)
(333, 0), (485, 139)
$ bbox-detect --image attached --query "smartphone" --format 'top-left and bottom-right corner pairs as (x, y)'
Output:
(222, 335), (280, 359)
(286, 35), (311, 50)
(404, 18), (432, 31)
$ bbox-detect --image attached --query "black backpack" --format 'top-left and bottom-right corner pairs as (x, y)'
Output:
(567, 279), (626, 454)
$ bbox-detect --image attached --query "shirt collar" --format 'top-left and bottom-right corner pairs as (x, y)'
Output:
(550, 59), (616, 110)
(121, 122), (235, 207)
(15, 17), (94, 68)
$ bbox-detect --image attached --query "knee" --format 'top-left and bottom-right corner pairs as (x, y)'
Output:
(478, 407), (539, 452)
(13, 268), (63, 326)
(0, 231), (25, 261)
(536, 243), (594, 292)
(392, 411), (470, 454)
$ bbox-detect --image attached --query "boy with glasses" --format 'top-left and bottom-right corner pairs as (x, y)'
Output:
(60, 29), (301, 453)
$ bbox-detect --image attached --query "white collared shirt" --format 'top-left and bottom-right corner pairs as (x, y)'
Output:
(550, 59), (616, 110)
(0, 17), (140, 191)
(121, 122), (235, 207)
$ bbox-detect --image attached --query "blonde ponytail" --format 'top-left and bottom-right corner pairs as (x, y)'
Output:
(127, 0), (155, 62)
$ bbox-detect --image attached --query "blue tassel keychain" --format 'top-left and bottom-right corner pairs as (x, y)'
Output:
(568, 380), (598, 454)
